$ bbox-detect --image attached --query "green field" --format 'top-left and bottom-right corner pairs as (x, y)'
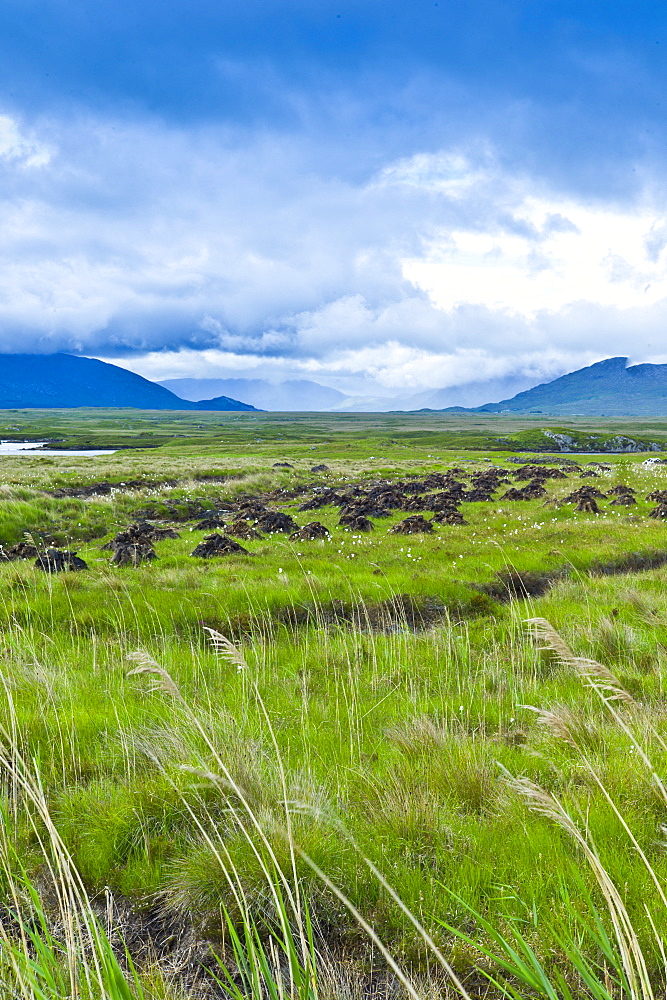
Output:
(4, 409), (667, 999)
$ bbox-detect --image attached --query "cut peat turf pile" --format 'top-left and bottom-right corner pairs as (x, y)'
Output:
(608, 484), (636, 496)
(339, 513), (374, 531)
(575, 497), (600, 512)
(191, 533), (249, 557)
(225, 519), (262, 539)
(194, 516), (227, 530)
(609, 492), (637, 505)
(50, 473), (242, 499)
(35, 548), (88, 572)
(254, 510), (298, 533)
(512, 464), (569, 481)
(102, 520), (179, 565)
(389, 515), (434, 534)
(501, 482), (546, 500)
(432, 508), (467, 524)
(289, 521), (329, 540)
(102, 521), (181, 546)
(507, 454), (581, 466)
(558, 485), (607, 508)
(111, 539), (157, 566)
(0, 541), (38, 561)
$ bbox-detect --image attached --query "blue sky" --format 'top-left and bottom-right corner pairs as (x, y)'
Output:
(1, 0), (667, 396)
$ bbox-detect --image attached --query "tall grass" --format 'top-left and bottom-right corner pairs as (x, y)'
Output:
(4, 596), (667, 996)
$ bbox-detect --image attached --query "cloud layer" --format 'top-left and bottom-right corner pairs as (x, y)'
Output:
(0, 105), (666, 395)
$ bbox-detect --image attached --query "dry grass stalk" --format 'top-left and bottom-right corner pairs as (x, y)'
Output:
(508, 775), (654, 1000)
(521, 705), (579, 747)
(384, 715), (448, 753)
(126, 651), (187, 703)
(525, 617), (636, 704)
(0, 726), (113, 998)
(125, 643), (317, 988)
(202, 626), (249, 670)
(525, 619), (667, 809)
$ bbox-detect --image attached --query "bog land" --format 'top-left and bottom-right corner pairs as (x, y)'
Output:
(4, 409), (667, 998)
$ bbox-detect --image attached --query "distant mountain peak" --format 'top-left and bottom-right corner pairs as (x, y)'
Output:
(437, 357), (667, 417)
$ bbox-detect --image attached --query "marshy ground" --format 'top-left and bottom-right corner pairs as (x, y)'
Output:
(4, 410), (667, 998)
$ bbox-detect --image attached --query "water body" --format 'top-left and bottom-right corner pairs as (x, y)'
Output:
(0, 440), (116, 456)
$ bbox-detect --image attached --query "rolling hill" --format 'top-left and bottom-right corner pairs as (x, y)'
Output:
(0, 355), (258, 410)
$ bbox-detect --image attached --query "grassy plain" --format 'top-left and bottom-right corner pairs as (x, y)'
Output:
(3, 409), (667, 996)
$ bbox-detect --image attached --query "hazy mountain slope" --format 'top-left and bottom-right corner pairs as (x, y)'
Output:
(160, 377), (347, 410)
(439, 357), (667, 416)
(325, 375), (546, 412)
(404, 374), (547, 410)
(0, 355), (257, 410)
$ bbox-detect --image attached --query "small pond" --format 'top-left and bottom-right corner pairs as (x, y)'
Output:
(0, 440), (116, 456)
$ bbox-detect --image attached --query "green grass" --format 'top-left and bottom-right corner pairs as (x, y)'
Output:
(3, 411), (667, 994)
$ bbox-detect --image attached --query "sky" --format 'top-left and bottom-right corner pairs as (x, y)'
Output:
(1, 0), (667, 398)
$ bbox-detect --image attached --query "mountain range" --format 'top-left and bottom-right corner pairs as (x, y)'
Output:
(1, 353), (666, 416)
(0, 355), (257, 410)
(159, 377), (347, 411)
(160, 373), (538, 412)
(440, 357), (667, 416)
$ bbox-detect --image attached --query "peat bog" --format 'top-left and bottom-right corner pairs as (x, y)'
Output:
(4, 410), (667, 997)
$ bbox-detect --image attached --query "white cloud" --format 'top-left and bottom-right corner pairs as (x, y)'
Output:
(404, 193), (667, 316)
(0, 115), (51, 167)
(0, 112), (665, 395)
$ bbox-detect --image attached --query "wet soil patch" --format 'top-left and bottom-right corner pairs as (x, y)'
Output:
(38, 882), (411, 1000)
(50, 479), (178, 498)
(25, 881), (227, 1000)
(478, 548), (667, 601)
(276, 593), (453, 631)
(215, 591), (500, 638)
(476, 568), (562, 602)
(588, 550), (667, 576)
(50, 473), (244, 499)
